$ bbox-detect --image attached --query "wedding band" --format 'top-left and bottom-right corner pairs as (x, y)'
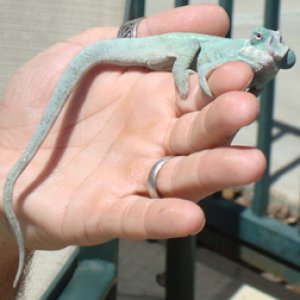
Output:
(117, 17), (144, 38)
(147, 156), (175, 198)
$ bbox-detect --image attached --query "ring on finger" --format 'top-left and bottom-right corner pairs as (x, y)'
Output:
(117, 17), (144, 38)
(147, 156), (175, 199)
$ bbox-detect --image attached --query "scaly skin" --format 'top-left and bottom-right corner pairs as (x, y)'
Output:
(3, 27), (296, 287)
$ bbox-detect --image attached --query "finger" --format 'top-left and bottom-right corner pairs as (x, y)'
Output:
(174, 61), (254, 114)
(208, 62), (254, 98)
(155, 148), (266, 201)
(98, 196), (205, 240)
(65, 4), (229, 47)
(137, 4), (229, 37)
(66, 196), (205, 244)
(168, 90), (259, 155)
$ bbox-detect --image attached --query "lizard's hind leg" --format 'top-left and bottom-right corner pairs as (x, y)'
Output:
(171, 38), (201, 98)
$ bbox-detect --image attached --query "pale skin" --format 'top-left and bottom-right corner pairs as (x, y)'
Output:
(0, 4), (265, 298)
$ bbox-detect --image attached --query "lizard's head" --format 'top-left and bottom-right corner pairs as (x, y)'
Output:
(250, 27), (296, 69)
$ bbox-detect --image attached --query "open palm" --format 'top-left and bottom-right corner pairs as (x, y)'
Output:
(0, 5), (265, 253)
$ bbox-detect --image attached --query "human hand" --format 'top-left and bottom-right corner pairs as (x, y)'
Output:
(0, 4), (265, 255)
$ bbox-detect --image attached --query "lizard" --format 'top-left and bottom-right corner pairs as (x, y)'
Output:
(2, 26), (296, 288)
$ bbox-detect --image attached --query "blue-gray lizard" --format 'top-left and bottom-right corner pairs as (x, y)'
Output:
(3, 27), (296, 287)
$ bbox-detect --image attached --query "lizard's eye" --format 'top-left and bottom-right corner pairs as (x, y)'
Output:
(255, 32), (263, 41)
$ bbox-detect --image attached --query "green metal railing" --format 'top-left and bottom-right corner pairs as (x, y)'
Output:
(200, 0), (300, 293)
(253, 0), (281, 216)
(42, 1), (299, 299)
(41, 241), (118, 299)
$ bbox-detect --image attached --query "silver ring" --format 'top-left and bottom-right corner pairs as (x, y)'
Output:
(147, 156), (175, 198)
(117, 17), (144, 38)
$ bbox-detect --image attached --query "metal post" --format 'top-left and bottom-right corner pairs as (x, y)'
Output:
(175, 0), (189, 6)
(124, 0), (145, 22)
(219, 0), (234, 37)
(166, 236), (195, 300)
(166, 3), (196, 300)
(252, 0), (281, 216)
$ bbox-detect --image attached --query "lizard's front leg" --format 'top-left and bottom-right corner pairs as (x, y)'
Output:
(171, 38), (201, 98)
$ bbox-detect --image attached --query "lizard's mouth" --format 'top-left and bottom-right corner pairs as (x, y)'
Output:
(277, 48), (296, 69)
(268, 32), (296, 69)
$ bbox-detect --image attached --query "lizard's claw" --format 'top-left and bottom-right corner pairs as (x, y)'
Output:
(199, 75), (213, 98)
(198, 64), (214, 98)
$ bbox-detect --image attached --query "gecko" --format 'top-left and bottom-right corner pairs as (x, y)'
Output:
(3, 27), (296, 287)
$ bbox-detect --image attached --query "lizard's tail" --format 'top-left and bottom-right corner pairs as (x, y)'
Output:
(3, 39), (123, 287)
(3, 173), (25, 288)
